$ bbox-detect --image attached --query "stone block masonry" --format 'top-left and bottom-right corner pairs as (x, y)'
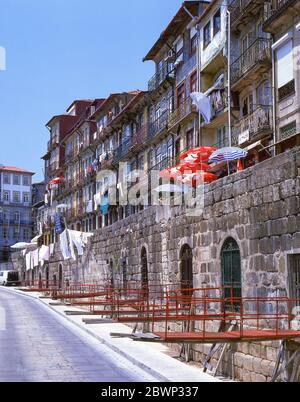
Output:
(13, 146), (300, 381)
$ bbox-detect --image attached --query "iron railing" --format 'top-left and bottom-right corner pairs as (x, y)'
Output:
(264, 0), (297, 26)
(148, 62), (175, 92)
(231, 38), (271, 84)
(148, 110), (169, 140)
(229, 0), (263, 25)
(168, 97), (196, 129)
(232, 105), (272, 144)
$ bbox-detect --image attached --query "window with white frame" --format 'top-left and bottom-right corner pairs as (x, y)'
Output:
(23, 192), (30, 203)
(13, 174), (20, 185)
(3, 174), (10, 184)
(276, 39), (294, 90)
(14, 211), (20, 223)
(3, 191), (9, 202)
(23, 175), (30, 186)
(13, 191), (20, 203)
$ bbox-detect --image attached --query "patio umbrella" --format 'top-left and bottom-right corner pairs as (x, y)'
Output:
(180, 147), (216, 163)
(49, 176), (65, 186)
(209, 147), (248, 164)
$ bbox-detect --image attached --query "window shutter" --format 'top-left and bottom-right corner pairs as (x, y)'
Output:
(276, 40), (293, 88)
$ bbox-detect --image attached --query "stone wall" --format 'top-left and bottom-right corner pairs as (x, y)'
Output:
(14, 146), (300, 381)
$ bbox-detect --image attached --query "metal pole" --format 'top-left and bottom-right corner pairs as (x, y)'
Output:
(197, 24), (202, 147)
(227, 10), (232, 147)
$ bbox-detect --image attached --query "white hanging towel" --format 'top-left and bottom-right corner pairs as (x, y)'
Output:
(39, 245), (50, 267)
(32, 249), (39, 268)
(49, 243), (55, 256)
(190, 92), (212, 124)
(59, 230), (71, 260)
(25, 253), (32, 271)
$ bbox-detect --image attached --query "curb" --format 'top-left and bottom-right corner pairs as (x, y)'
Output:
(7, 288), (170, 382)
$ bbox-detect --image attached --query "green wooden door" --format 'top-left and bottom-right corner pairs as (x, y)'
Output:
(221, 238), (242, 311)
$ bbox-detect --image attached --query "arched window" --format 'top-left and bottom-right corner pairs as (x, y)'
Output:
(141, 248), (149, 290)
(221, 238), (242, 310)
(180, 245), (193, 292)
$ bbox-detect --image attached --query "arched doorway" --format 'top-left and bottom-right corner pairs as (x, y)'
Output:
(180, 245), (193, 292)
(45, 265), (49, 289)
(141, 248), (149, 291)
(110, 260), (114, 290)
(58, 265), (63, 290)
(221, 238), (242, 310)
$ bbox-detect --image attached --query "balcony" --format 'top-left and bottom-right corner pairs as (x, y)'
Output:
(98, 152), (115, 170)
(47, 161), (60, 175)
(263, 0), (300, 34)
(148, 62), (175, 92)
(168, 97), (197, 131)
(231, 38), (271, 91)
(94, 126), (111, 145)
(148, 156), (174, 175)
(232, 105), (273, 146)
(115, 126), (148, 163)
(148, 110), (169, 142)
(229, 0), (265, 31)
(47, 135), (59, 151)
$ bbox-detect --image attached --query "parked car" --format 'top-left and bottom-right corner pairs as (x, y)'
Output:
(0, 271), (20, 286)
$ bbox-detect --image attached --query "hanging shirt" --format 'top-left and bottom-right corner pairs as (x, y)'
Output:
(60, 230), (71, 260)
(25, 253), (31, 271)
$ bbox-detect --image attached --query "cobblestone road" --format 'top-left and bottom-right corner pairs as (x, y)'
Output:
(0, 288), (152, 382)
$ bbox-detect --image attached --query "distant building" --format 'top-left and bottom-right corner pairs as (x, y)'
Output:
(32, 181), (46, 236)
(0, 165), (34, 263)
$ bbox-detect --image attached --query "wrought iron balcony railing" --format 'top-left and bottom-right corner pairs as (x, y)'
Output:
(148, 110), (169, 140)
(232, 105), (272, 145)
(148, 62), (175, 92)
(229, 0), (263, 25)
(168, 97), (197, 130)
(115, 125), (148, 163)
(263, 0), (298, 27)
(231, 38), (271, 85)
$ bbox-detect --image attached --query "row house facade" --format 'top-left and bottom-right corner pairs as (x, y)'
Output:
(229, 0), (274, 167)
(263, 0), (300, 153)
(39, 0), (300, 240)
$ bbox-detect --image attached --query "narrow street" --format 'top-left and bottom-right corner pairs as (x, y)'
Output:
(0, 288), (152, 382)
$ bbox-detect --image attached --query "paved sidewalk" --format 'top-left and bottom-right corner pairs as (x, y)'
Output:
(2, 287), (221, 383)
(0, 287), (158, 382)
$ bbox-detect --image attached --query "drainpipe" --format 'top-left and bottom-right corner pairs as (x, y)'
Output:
(227, 9), (232, 147)
(271, 39), (277, 156)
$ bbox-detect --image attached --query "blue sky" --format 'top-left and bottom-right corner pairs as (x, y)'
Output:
(0, 0), (182, 181)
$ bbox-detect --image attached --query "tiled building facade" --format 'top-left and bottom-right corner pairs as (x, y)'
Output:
(0, 165), (34, 264)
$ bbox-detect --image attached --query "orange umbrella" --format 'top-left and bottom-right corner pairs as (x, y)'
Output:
(180, 147), (217, 163)
(180, 171), (218, 187)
